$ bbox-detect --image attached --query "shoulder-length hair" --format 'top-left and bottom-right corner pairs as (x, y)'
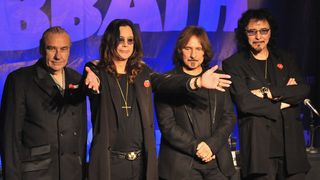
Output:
(235, 8), (278, 51)
(98, 19), (144, 83)
(173, 26), (213, 69)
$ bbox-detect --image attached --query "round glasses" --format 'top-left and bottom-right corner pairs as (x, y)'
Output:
(246, 28), (270, 36)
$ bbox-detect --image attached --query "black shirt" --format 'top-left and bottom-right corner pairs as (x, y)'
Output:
(184, 72), (217, 169)
(252, 56), (284, 157)
(111, 74), (143, 152)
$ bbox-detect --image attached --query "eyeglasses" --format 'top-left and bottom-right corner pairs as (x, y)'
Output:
(246, 28), (270, 36)
(119, 37), (134, 45)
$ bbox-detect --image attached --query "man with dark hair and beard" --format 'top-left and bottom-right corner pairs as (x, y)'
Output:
(154, 26), (237, 180)
(222, 9), (310, 180)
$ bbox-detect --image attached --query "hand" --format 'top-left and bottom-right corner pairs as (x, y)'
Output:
(85, 67), (100, 94)
(251, 89), (264, 98)
(197, 65), (231, 92)
(280, 102), (291, 109)
(287, 78), (297, 86)
(196, 142), (215, 163)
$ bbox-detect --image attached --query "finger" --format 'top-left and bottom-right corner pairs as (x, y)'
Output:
(85, 79), (91, 86)
(85, 66), (92, 73)
(202, 154), (214, 162)
(218, 82), (231, 88)
(197, 142), (205, 150)
(203, 157), (213, 162)
(215, 86), (226, 92)
(211, 65), (219, 72)
(217, 73), (231, 79)
(218, 79), (232, 85)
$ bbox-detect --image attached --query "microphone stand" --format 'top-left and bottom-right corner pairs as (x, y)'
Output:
(307, 110), (320, 154)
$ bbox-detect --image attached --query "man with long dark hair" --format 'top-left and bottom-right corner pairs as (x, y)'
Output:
(223, 9), (310, 180)
(86, 19), (232, 180)
(154, 26), (237, 180)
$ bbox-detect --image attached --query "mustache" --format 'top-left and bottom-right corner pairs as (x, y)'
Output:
(187, 58), (200, 61)
(253, 41), (265, 44)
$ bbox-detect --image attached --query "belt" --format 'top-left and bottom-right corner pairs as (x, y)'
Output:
(109, 149), (142, 161)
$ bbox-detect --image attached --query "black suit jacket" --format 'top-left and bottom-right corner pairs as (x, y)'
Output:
(222, 50), (311, 177)
(0, 59), (87, 180)
(87, 64), (190, 180)
(154, 68), (236, 180)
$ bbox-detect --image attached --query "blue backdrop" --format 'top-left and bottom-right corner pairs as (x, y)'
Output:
(1, 0), (319, 167)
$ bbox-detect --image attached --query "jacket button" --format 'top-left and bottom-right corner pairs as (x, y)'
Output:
(73, 131), (77, 136)
(60, 132), (64, 136)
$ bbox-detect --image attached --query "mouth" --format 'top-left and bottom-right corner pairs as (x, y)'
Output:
(119, 50), (131, 53)
(253, 41), (264, 45)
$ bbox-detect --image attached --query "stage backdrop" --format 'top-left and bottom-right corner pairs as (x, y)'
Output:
(1, 0), (319, 166)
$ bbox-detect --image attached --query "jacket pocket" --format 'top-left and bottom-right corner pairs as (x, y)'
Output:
(31, 144), (51, 156)
(22, 158), (52, 172)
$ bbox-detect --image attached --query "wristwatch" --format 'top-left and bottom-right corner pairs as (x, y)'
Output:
(260, 87), (269, 99)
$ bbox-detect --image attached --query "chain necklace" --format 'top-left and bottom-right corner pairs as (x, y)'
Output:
(264, 59), (268, 79)
(115, 76), (131, 117)
(50, 69), (65, 95)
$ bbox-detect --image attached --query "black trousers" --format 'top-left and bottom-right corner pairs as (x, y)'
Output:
(110, 155), (145, 180)
(243, 157), (306, 180)
(160, 167), (228, 180)
(186, 167), (228, 180)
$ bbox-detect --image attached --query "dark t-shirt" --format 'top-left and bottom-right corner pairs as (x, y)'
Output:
(184, 72), (217, 169)
(252, 56), (284, 157)
(111, 74), (143, 152)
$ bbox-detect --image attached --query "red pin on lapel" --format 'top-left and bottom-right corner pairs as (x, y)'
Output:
(144, 80), (151, 88)
(68, 83), (79, 89)
(277, 63), (283, 69)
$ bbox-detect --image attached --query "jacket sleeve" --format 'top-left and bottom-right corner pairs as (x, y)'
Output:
(205, 90), (237, 154)
(148, 66), (191, 94)
(154, 94), (199, 156)
(1, 73), (25, 179)
(222, 60), (281, 121)
(269, 53), (310, 105)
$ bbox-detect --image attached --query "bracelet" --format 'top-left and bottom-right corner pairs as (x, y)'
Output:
(194, 77), (200, 89)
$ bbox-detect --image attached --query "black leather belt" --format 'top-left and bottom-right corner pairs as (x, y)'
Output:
(109, 149), (142, 161)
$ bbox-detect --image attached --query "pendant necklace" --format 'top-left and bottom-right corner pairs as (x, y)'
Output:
(116, 76), (131, 117)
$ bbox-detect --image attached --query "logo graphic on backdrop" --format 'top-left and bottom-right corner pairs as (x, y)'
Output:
(0, 0), (247, 50)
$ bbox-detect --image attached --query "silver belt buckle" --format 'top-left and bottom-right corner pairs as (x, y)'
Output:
(126, 151), (137, 161)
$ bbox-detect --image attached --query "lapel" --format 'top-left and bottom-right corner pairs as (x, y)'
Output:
(33, 59), (61, 98)
(268, 52), (287, 86)
(208, 89), (217, 128)
(174, 68), (203, 137)
(105, 73), (122, 126)
(134, 70), (152, 128)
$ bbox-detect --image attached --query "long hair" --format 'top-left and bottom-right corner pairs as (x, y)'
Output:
(98, 19), (144, 83)
(173, 26), (213, 69)
(235, 8), (278, 51)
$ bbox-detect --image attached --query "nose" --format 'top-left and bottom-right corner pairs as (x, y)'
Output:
(190, 49), (196, 59)
(54, 49), (62, 59)
(255, 32), (262, 39)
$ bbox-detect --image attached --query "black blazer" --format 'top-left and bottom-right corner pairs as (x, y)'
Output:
(87, 64), (190, 180)
(222, 50), (310, 177)
(0, 59), (87, 180)
(154, 68), (236, 180)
